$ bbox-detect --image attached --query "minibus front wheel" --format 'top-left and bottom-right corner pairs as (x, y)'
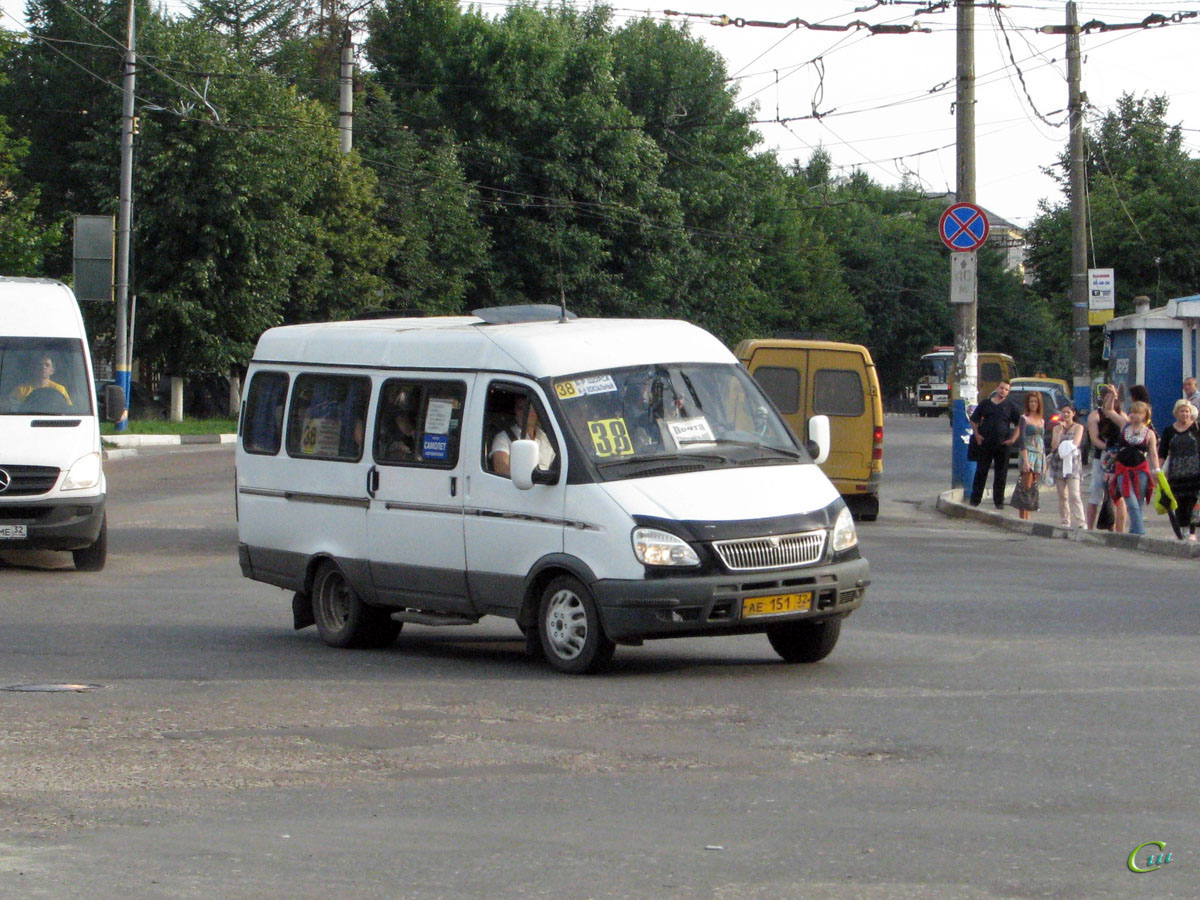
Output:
(312, 561), (401, 649)
(538, 576), (615, 675)
(766, 616), (842, 664)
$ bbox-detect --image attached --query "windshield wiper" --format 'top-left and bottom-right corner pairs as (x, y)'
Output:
(595, 452), (726, 470)
(677, 438), (802, 459)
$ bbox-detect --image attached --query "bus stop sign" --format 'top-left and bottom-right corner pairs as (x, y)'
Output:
(939, 203), (989, 252)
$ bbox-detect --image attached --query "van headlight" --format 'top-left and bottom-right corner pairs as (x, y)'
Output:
(632, 527), (700, 567)
(830, 505), (858, 553)
(61, 452), (102, 491)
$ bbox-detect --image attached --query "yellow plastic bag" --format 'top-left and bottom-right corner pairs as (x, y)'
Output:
(1153, 470), (1178, 515)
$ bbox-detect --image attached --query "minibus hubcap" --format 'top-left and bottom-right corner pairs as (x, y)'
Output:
(545, 590), (586, 659)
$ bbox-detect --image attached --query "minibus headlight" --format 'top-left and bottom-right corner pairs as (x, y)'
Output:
(632, 528), (700, 567)
(830, 505), (858, 553)
(61, 452), (102, 491)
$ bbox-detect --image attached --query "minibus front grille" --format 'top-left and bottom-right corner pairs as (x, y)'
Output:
(712, 530), (826, 571)
(0, 465), (60, 497)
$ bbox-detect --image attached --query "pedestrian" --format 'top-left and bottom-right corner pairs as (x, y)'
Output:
(1184, 376), (1200, 412)
(1015, 390), (1046, 521)
(1050, 402), (1086, 528)
(1104, 395), (1160, 536)
(968, 380), (1021, 508)
(1158, 398), (1200, 541)
(1087, 385), (1125, 531)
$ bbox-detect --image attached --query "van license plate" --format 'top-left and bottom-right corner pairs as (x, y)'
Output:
(742, 592), (812, 618)
(0, 524), (28, 539)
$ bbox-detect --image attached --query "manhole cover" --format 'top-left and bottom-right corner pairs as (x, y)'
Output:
(2, 683), (101, 693)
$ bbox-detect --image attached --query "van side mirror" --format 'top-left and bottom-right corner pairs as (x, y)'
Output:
(509, 439), (539, 490)
(104, 383), (127, 423)
(807, 414), (830, 464)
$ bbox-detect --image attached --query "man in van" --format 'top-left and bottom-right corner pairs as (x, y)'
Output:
(490, 394), (556, 476)
(968, 380), (1020, 508)
(8, 354), (72, 407)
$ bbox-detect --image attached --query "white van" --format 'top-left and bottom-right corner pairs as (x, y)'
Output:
(0, 278), (111, 570)
(235, 307), (869, 673)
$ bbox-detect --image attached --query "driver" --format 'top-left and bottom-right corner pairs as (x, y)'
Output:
(9, 355), (72, 407)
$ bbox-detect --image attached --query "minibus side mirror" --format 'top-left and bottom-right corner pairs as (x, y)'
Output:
(104, 383), (127, 423)
(807, 414), (830, 464)
(509, 439), (539, 490)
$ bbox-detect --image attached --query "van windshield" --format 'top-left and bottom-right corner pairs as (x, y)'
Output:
(549, 363), (806, 480)
(0, 337), (92, 416)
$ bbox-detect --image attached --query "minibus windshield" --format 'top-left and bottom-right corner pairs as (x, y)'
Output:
(550, 363), (806, 479)
(0, 337), (92, 416)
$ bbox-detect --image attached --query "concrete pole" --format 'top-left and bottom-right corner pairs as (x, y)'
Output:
(1067, 2), (1091, 412)
(950, 0), (978, 489)
(114, 0), (136, 429)
(339, 30), (354, 154)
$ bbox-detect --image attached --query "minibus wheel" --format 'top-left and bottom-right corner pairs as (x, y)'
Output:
(312, 561), (401, 649)
(538, 576), (614, 674)
(72, 516), (107, 572)
(766, 616), (841, 664)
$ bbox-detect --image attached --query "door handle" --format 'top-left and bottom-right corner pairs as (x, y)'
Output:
(367, 465), (379, 498)
(449, 476), (457, 497)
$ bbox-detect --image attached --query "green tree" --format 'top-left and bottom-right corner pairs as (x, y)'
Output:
(1027, 93), (1200, 345)
(132, 18), (394, 377)
(184, 0), (305, 63)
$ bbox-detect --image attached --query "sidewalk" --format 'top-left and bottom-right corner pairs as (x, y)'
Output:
(937, 468), (1200, 560)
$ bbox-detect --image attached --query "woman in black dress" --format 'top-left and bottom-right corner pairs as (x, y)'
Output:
(1159, 398), (1200, 541)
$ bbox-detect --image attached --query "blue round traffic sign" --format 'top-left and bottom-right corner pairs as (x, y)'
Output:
(939, 203), (989, 252)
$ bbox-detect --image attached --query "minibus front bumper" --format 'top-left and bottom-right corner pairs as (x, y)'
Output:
(592, 555), (869, 643)
(0, 495), (105, 551)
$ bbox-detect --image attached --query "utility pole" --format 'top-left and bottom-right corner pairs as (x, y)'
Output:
(114, 0), (136, 430)
(950, 0), (978, 489)
(339, 28), (354, 154)
(1066, 1), (1090, 412)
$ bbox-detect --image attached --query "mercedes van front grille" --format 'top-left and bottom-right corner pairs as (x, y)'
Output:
(0, 465), (60, 497)
(712, 530), (826, 571)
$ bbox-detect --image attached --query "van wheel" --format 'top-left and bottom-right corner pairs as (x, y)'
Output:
(767, 617), (842, 664)
(850, 495), (879, 522)
(538, 576), (614, 674)
(72, 516), (107, 572)
(311, 561), (401, 649)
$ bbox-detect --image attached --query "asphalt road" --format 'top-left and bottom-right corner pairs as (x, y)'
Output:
(1, 417), (1196, 899)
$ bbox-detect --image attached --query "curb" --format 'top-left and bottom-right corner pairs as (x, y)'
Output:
(101, 433), (236, 459)
(936, 488), (1200, 560)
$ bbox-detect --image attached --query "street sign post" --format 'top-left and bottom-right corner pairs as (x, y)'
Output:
(940, 203), (989, 490)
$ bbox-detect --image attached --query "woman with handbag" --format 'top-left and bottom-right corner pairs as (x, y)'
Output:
(1013, 391), (1046, 520)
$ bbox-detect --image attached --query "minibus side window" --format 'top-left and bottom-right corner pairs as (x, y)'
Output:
(374, 379), (466, 468)
(285, 374), (371, 462)
(751, 366), (801, 415)
(812, 369), (865, 417)
(241, 371), (289, 455)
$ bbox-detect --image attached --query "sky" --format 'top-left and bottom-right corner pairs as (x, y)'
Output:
(2, 0), (1197, 229)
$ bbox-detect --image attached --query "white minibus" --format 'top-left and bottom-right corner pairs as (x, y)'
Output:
(0, 278), (112, 570)
(235, 306), (870, 673)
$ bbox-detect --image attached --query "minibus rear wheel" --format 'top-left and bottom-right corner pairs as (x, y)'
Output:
(766, 616), (841, 663)
(312, 561), (401, 649)
(538, 576), (614, 674)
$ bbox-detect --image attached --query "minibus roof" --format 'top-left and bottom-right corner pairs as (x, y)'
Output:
(0, 278), (83, 338)
(251, 316), (734, 378)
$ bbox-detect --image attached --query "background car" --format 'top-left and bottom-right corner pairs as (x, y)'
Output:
(96, 379), (168, 420)
(1010, 375), (1071, 397)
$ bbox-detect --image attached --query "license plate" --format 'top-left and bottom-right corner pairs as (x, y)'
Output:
(742, 591), (812, 618)
(0, 524), (28, 540)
